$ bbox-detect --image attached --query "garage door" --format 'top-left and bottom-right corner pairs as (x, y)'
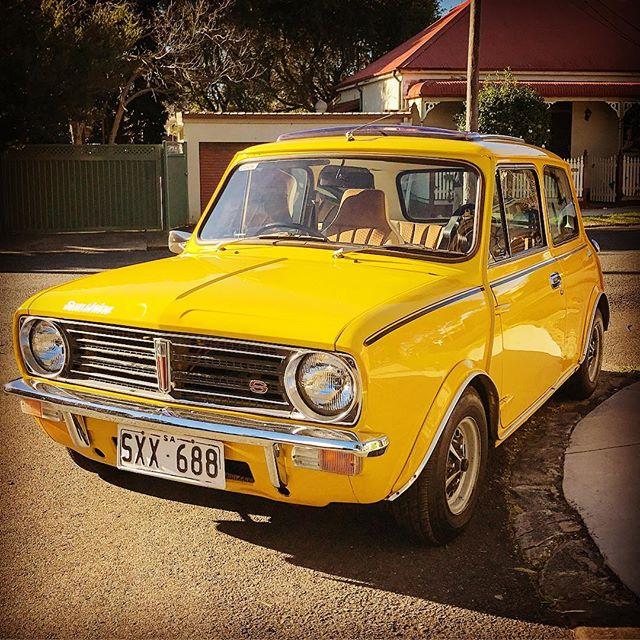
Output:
(199, 142), (257, 212)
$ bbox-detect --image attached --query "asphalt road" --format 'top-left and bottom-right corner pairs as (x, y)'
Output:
(0, 231), (637, 639)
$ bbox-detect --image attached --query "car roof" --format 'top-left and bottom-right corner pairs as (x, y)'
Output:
(236, 124), (564, 164)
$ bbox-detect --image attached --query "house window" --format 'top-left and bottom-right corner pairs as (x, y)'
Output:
(497, 168), (546, 256)
(544, 166), (579, 244)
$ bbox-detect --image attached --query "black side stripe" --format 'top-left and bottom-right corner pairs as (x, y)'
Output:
(490, 243), (586, 290)
(364, 287), (484, 346)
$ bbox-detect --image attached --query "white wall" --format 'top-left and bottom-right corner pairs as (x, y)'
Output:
(570, 101), (620, 158)
(423, 102), (464, 129)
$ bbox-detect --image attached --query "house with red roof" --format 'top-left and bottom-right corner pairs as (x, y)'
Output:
(334, 0), (640, 201)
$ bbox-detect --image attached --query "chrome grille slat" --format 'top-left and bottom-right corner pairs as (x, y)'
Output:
(173, 386), (289, 405)
(78, 361), (157, 378)
(172, 353), (280, 374)
(68, 329), (153, 345)
(75, 337), (155, 353)
(61, 320), (294, 414)
(170, 342), (286, 359)
(69, 369), (159, 389)
(77, 350), (156, 363)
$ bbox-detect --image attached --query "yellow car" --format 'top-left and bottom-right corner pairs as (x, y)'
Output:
(5, 125), (608, 544)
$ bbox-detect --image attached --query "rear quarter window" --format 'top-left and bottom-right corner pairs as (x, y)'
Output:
(543, 166), (580, 245)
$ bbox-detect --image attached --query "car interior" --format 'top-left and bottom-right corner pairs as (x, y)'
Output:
(200, 158), (481, 255)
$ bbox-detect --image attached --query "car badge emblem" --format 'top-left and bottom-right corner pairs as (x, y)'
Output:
(154, 338), (172, 394)
(249, 379), (269, 395)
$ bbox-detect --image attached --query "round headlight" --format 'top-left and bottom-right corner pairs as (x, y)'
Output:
(285, 352), (358, 421)
(20, 319), (66, 376)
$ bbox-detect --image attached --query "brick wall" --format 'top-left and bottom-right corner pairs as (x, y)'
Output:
(199, 142), (256, 211)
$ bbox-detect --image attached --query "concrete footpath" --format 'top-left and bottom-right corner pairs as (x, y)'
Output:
(564, 382), (640, 599)
(0, 230), (169, 254)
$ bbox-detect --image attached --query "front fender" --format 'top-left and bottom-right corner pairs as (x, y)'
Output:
(385, 361), (493, 501)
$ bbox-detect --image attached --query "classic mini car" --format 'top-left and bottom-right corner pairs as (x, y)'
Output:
(5, 125), (608, 544)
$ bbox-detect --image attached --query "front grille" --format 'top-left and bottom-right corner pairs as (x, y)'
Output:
(62, 320), (294, 414)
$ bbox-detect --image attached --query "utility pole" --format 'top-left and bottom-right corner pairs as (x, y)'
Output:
(465, 0), (481, 131)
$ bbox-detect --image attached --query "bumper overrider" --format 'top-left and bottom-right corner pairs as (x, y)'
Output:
(4, 378), (389, 496)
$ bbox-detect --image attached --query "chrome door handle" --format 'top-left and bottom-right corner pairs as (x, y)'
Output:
(549, 272), (562, 289)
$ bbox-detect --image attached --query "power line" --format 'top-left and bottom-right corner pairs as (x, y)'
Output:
(590, 0), (640, 37)
(580, 0), (640, 47)
(570, 0), (640, 47)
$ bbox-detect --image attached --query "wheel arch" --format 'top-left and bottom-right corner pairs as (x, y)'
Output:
(579, 290), (610, 365)
(597, 292), (610, 330)
(468, 373), (500, 444)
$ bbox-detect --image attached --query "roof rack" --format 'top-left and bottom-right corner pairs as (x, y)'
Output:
(276, 124), (524, 144)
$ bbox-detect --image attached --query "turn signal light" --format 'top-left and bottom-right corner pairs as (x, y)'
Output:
(320, 450), (362, 476)
(291, 446), (362, 476)
(20, 398), (43, 417)
(20, 398), (61, 421)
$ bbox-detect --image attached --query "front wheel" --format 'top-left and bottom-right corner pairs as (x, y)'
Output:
(390, 387), (488, 545)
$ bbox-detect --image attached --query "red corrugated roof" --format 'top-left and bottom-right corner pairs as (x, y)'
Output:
(406, 80), (640, 99)
(338, 0), (640, 88)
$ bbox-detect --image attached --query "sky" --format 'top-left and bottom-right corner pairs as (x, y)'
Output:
(440, 0), (465, 12)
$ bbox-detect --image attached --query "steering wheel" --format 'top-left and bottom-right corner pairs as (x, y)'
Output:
(256, 221), (325, 238)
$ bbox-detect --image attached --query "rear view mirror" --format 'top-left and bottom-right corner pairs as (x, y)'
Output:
(168, 230), (192, 254)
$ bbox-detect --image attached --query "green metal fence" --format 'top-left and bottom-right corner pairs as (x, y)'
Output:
(0, 142), (188, 232)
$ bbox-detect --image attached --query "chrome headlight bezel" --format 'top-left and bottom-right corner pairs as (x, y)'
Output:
(284, 351), (361, 424)
(19, 317), (68, 378)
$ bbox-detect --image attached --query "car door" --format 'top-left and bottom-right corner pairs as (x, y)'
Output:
(487, 165), (566, 433)
(542, 165), (597, 366)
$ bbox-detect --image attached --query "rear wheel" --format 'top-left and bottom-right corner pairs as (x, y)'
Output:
(391, 388), (488, 545)
(567, 310), (604, 400)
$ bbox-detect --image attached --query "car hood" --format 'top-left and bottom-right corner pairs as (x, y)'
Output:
(25, 247), (446, 349)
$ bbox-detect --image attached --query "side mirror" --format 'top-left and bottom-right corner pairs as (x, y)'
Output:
(168, 229), (192, 254)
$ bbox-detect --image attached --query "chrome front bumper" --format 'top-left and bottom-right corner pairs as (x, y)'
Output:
(4, 378), (389, 493)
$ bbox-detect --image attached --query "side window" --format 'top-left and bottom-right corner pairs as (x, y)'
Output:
(544, 166), (579, 244)
(489, 184), (509, 262)
(498, 168), (546, 256)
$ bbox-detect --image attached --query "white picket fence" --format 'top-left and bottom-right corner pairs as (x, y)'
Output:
(622, 154), (640, 198)
(566, 155), (584, 199)
(563, 154), (640, 204)
(590, 156), (617, 203)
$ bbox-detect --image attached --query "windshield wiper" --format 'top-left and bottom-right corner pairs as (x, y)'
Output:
(258, 232), (328, 242)
(334, 244), (464, 259)
(379, 244), (464, 256)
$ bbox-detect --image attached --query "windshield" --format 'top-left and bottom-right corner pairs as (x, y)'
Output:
(198, 157), (481, 257)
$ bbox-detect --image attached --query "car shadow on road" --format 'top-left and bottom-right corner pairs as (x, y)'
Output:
(77, 443), (553, 627)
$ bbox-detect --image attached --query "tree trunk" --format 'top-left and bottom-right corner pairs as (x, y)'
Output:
(69, 121), (86, 144)
(108, 71), (140, 144)
(108, 99), (126, 144)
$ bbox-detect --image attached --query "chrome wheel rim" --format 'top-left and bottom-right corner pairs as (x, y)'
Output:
(445, 416), (481, 515)
(587, 324), (602, 382)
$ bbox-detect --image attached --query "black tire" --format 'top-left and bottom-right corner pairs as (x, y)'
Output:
(566, 310), (604, 400)
(390, 387), (488, 545)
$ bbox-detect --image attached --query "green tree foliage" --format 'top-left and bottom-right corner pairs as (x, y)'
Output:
(0, 0), (441, 146)
(222, 0), (441, 111)
(458, 71), (550, 146)
(0, 0), (141, 146)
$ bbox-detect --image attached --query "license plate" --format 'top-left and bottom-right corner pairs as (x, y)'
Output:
(117, 426), (226, 489)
